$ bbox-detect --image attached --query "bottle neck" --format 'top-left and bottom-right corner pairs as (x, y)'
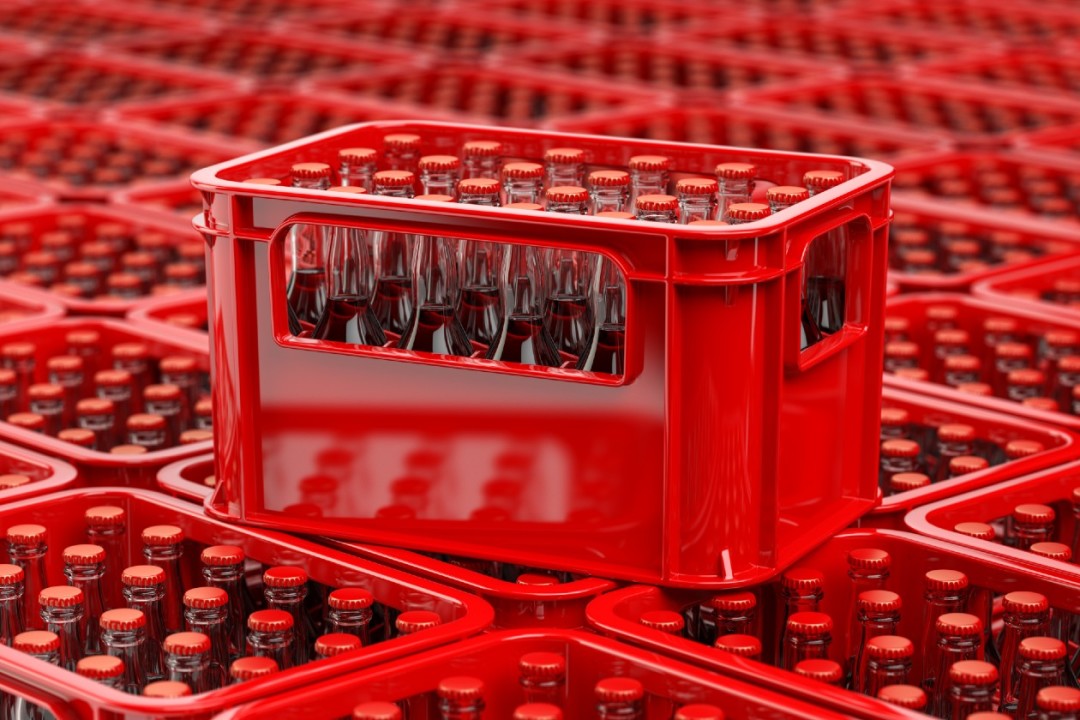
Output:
(265, 586), (307, 606)
(341, 164), (375, 191)
(421, 171), (458, 196)
(546, 166), (582, 188)
(293, 177), (330, 190)
(458, 193), (499, 206)
(635, 209), (677, 223)
(504, 178), (542, 205)
(590, 187), (627, 214)
(678, 196), (716, 224)
(374, 186), (414, 199)
(630, 170), (667, 196)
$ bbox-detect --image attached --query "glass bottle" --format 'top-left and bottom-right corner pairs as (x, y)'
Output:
(920, 570), (970, 702)
(715, 162), (755, 221)
(519, 651), (566, 705)
(314, 632), (361, 660)
(795, 658), (843, 686)
(628, 155), (670, 207)
(398, 225), (472, 356)
(1013, 505), (1056, 551)
(844, 549), (891, 683)
(577, 256), (626, 376)
(486, 243), (561, 367)
(543, 148), (585, 188)
(371, 170), (417, 336)
(200, 545), (250, 660)
(1036, 686), (1080, 719)
(142, 384), (184, 446)
(635, 194), (678, 222)
(229, 656), (278, 684)
(714, 634), (761, 659)
(948, 660), (998, 719)
(394, 610), (441, 637)
(676, 177), (719, 224)
(782, 611), (833, 671)
(263, 566), (310, 667)
(312, 218), (385, 346)
(456, 177), (505, 348)
(461, 140), (502, 180)
(0, 563), (23, 645)
(595, 677), (644, 719)
(141, 525), (185, 633)
(419, 155), (460, 196)
(852, 590), (902, 693)
(183, 587), (229, 690)
(100, 607), (149, 694)
(12, 630), (61, 719)
(326, 587), (374, 646)
(246, 610), (294, 670)
(588, 171), (630, 214)
(767, 185), (810, 213)
(122, 565), (168, 681)
(383, 134), (421, 172)
(354, 702), (403, 720)
(62, 544), (107, 655)
(864, 635), (914, 698)
(502, 163), (544, 205)
(286, 163), (332, 328)
(339, 147), (377, 191)
(76, 398), (117, 451)
(163, 631), (211, 694)
(39, 585), (85, 670)
(724, 202), (771, 225)
(1012, 637), (1067, 719)
(931, 613), (985, 716)
(7, 524), (46, 631)
(76, 654), (125, 690)
(998, 592), (1051, 707)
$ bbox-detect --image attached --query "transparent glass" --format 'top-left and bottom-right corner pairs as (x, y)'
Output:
(399, 235), (472, 356)
(312, 226), (385, 347)
(486, 245), (561, 367)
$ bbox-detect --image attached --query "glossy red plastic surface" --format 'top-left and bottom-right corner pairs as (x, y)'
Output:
(887, 195), (1080, 292)
(0, 487), (493, 720)
(110, 180), (205, 220)
(127, 288), (209, 340)
(486, 0), (734, 30)
(156, 452), (214, 502)
(585, 527), (1080, 720)
(869, 386), (1078, 526)
(0, 0), (219, 46)
(1014, 121), (1080, 159)
(0, 317), (211, 486)
(906, 460), (1080, 583)
(219, 629), (851, 720)
(971, 254), (1080, 324)
(0, 203), (202, 316)
(911, 49), (1080, 95)
(0, 279), (65, 329)
(119, 0), (357, 23)
(193, 120), (891, 588)
(0, 438), (78, 505)
(0, 177), (52, 209)
(551, 104), (952, 160)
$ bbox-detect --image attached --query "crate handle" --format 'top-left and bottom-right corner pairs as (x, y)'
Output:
(0, 672), (81, 720)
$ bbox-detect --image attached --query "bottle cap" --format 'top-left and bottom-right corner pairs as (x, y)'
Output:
(866, 635), (914, 659)
(848, 548), (891, 570)
(949, 660), (997, 685)
(142, 524), (183, 545)
(0, 564), (24, 584)
(85, 506), (124, 527)
(100, 608), (145, 631)
(877, 684), (926, 709)
(1, 342), (35, 359)
(63, 544), (105, 565)
(594, 677), (644, 702)
(935, 612), (982, 636)
(674, 705), (724, 720)
(639, 610), (685, 633)
(1037, 687), (1080, 712)
(709, 591), (756, 612)
(395, 610), (440, 634)
(766, 185), (809, 204)
(200, 544), (244, 566)
(956, 382), (993, 396)
(13, 630), (60, 654)
(934, 328), (969, 346)
(880, 439), (919, 458)
(7, 413), (45, 431)
(122, 565), (166, 587)
(884, 341), (919, 358)
(889, 472), (930, 492)
(515, 573), (559, 587)
(7, 523), (46, 544)
(725, 202), (770, 222)
(1045, 329), (1080, 347)
(519, 651), (565, 677)
(1003, 591), (1049, 614)
(458, 177), (501, 195)
(263, 566), (308, 588)
(437, 676), (485, 701)
(195, 398), (213, 417)
(1005, 440), (1045, 459)
(418, 155), (460, 172)
(502, 162), (543, 179)
(937, 423), (975, 442)
(183, 586), (227, 609)
(589, 170), (630, 187)
(315, 633), (362, 657)
(372, 170), (415, 188)
(46, 355), (83, 373)
(40, 585), (83, 608)
(462, 140), (502, 158)
(1007, 368), (1045, 387)
(144, 384), (182, 402)
(328, 587), (375, 610)
(780, 568), (824, 592)
(514, 704), (563, 720)
(27, 383), (63, 401)
(143, 681), (193, 698)
(676, 177), (719, 195)
(857, 589), (901, 613)
(179, 429), (213, 445)
(786, 611), (832, 636)
(995, 342), (1031, 359)
(713, 633), (760, 657)
(629, 155), (670, 171)
(884, 316), (910, 334)
(925, 569), (968, 591)
(230, 656), (279, 681)
(949, 456), (989, 475)
(127, 413), (166, 431)
(66, 330), (100, 349)
(248, 609), (293, 632)
(803, 170), (844, 190)
(0, 474), (30, 489)
(715, 162), (755, 179)
(384, 134), (421, 151)
(291, 163), (332, 180)
(76, 655), (125, 679)
(339, 147), (377, 164)
(1014, 503), (1055, 524)
(635, 194), (678, 212)
(353, 702), (402, 720)
(94, 369), (133, 388)
(544, 147), (585, 164)
(1019, 636), (1066, 661)
(111, 445), (148, 456)
(984, 316), (1019, 333)
(1031, 542), (1072, 561)
(545, 186), (589, 204)
(794, 658), (842, 683)
(77, 397), (117, 418)
(953, 522), (995, 541)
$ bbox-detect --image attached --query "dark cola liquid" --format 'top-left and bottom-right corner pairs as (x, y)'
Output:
(801, 305), (823, 351)
(488, 316), (562, 367)
(400, 306), (473, 357)
(458, 287), (502, 346)
(807, 276), (845, 334)
(312, 295), (386, 347)
(286, 268), (327, 326)
(545, 295), (593, 357)
(372, 277), (414, 336)
(579, 326), (625, 375)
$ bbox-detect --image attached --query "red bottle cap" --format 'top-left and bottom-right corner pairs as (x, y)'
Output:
(677, 177), (719, 195)
(710, 591), (756, 612)
(884, 316), (910, 333)
(937, 423), (975, 442)
(877, 684), (926, 709)
(418, 155), (460, 172)
(46, 355), (83, 373)
(63, 544), (105, 565)
(995, 342), (1032, 359)
(781, 568), (824, 592)
(122, 565), (166, 587)
(100, 608), (146, 631)
(143, 681), (193, 698)
(639, 610), (685, 633)
(462, 141), (502, 158)
(956, 383), (993, 397)
(248, 609), (293, 633)
(230, 656), (279, 681)
(936, 612), (982, 636)
(27, 383), (63, 401)
(629, 155), (670, 171)
(159, 356), (198, 374)
(889, 472), (930, 492)
(14, 630), (60, 654)
(880, 438), (920, 458)
(848, 548), (891, 569)
(514, 703), (562, 720)
(715, 162), (755, 179)
(127, 413), (166, 432)
(457, 178), (500, 195)
(315, 632), (362, 657)
(40, 585), (83, 608)
(58, 429), (95, 447)
(794, 658), (842, 683)
(544, 147), (585, 164)
(1008, 368), (1045, 387)
(725, 202), (770, 221)
(112, 445), (149, 456)
(857, 589), (901, 612)
(880, 407), (910, 426)
(1003, 591), (1049, 614)
(1045, 329), (1079, 348)
(339, 147), (377, 164)
(85, 506), (125, 526)
(934, 329), (969, 346)
(502, 162), (543, 179)
(1, 342), (35, 359)
(519, 651), (565, 677)
(949, 456), (989, 475)
(263, 566), (308, 588)
(291, 163), (332, 180)
(437, 676), (485, 701)
(953, 522), (995, 541)
(112, 343), (149, 361)
(635, 194), (678, 212)
(144, 384), (182, 402)
(713, 633), (761, 657)
(866, 635), (914, 659)
(201, 544), (243, 566)
(95, 369), (133, 388)
(925, 569), (969, 591)
(984, 316), (1018, 333)
(1037, 687), (1080, 712)
(1021, 397), (1059, 412)
(1019, 636), (1066, 661)
(595, 677), (644, 702)
(195, 398), (212, 417)
(0, 369), (14, 387)
(949, 660), (997, 685)
(76, 654), (125, 679)
(766, 185), (809, 204)
(0, 473), (30, 490)
(7, 524), (46, 544)
(786, 611), (832, 636)
(1014, 503), (1055, 524)
(1060, 355), (1080, 373)
(6, 412), (42, 430)
(1031, 542), (1072, 561)
(394, 610), (440, 634)
(183, 586), (227, 609)
(142, 524), (183, 545)
(372, 170), (415, 188)
(803, 170), (844, 190)
(1005, 440), (1045, 459)
(516, 573), (559, 586)
(0, 564), (23, 584)
(884, 341), (919, 359)
(353, 702), (402, 720)
(589, 170), (630, 187)
(179, 429), (213, 445)
(384, 134), (421, 151)
(327, 587), (375, 610)
(545, 186), (589, 203)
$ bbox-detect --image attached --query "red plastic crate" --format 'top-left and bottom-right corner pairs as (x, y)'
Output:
(0, 487), (494, 720)
(0, 203), (204, 316)
(219, 629), (852, 720)
(0, 51), (239, 113)
(485, 0), (735, 30)
(1013, 122), (1080, 159)
(502, 38), (838, 94)
(912, 50), (1080, 96)
(156, 452), (215, 503)
(867, 385), (1078, 528)
(677, 17), (996, 68)
(111, 28), (417, 82)
(0, 279), (66, 328)
(193, 120), (891, 588)
(0, 119), (239, 201)
(122, 0), (354, 24)
(0, 438), (77, 504)
(311, 65), (666, 126)
(891, 149), (1080, 223)
(972, 255), (1080, 324)
(887, 195), (1080, 292)
(550, 104), (950, 160)
(0, 177), (52, 209)
(906, 460), (1080, 581)
(112, 90), (459, 149)
(110, 180), (205, 221)
(0, 0), (219, 46)
(585, 527), (1080, 720)
(0, 317), (211, 486)
(127, 288), (209, 340)
(737, 77), (1080, 146)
